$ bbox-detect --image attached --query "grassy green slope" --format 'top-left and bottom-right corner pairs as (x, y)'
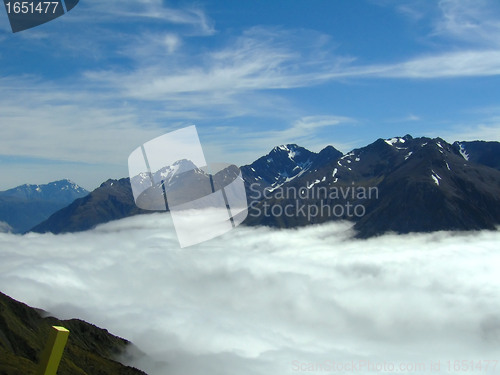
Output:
(0, 291), (147, 375)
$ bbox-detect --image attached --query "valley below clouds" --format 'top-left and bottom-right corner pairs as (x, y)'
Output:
(0, 214), (499, 374)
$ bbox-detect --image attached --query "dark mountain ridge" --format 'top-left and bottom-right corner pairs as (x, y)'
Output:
(29, 135), (500, 238)
(245, 135), (500, 236)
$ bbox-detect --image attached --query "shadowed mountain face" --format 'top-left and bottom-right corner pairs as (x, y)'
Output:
(0, 180), (88, 233)
(245, 136), (500, 237)
(453, 140), (500, 171)
(0, 291), (146, 375)
(30, 136), (500, 238)
(353, 137), (500, 237)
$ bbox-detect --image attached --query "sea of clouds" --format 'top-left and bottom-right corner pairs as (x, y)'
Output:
(0, 221), (12, 233)
(0, 214), (500, 375)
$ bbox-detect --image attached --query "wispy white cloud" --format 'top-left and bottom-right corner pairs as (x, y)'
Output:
(433, 0), (500, 47)
(81, 11), (500, 109)
(405, 114), (420, 121)
(395, 4), (425, 21)
(65, 0), (215, 36)
(292, 115), (352, 131)
(387, 0), (500, 78)
(330, 0), (500, 79)
(84, 27), (349, 100)
(163, 33), (182, 54)
(358, 50), (500, 78)
(0, 215), (499, 375)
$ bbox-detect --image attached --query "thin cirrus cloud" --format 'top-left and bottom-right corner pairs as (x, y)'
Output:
(359, 0), (500, 79)
(292, 115), (354, 131)
(65, 0), (215, 36)
(433, 0), (500, 47)
(79, 0), (500, 98)
(0, 214), (499, 375)
(80, 26), (500, 111)
(86, 47), (500, 99)
(356, 50), (500, 79)
(83, 27), (350, 100)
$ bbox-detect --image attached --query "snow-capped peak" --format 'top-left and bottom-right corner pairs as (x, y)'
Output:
(272, 144), (301, 160)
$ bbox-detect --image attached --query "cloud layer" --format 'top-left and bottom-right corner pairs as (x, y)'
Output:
(0, 215), (499, 374)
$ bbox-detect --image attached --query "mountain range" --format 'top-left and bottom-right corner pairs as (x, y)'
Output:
(245, 135), (500, 237)
(3, 135), (498, 238)
(30, 178), (149, 234)
(0, 180), (88, 234)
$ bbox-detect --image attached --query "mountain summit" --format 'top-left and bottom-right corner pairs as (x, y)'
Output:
(240, 143), (343, 192)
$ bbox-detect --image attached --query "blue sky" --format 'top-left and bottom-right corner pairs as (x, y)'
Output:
(0, 0), (500, 190)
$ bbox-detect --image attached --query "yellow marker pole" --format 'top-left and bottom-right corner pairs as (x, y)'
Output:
(37, 326), (70, 375)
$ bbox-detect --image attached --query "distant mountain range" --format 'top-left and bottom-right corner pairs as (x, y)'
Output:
(0, 180), (88, 233)
(0, 291), (146, 374)
(31, 178), (148, 234)
(4, 135), (498, 238)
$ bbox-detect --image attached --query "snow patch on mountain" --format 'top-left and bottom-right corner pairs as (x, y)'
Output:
(431, 170), (442, 186)
(385, 137), (406, 146)
(457, 143), (470, 161)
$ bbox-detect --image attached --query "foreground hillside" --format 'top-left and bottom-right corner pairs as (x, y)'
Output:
(0, 291), (147, 375)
